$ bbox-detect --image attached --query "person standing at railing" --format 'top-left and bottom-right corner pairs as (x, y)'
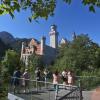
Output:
(67, 70), (74, 86)
(53, 70), (60, 100)
(22, 69), (30, 93)
(35, 67), (41, 81)
(12, 67), (21, 93)
(35, 67), (41, 90)
(44, 68), (49, 88)
(62, 69), (68, 86)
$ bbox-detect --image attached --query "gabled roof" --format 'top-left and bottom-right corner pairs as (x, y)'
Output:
(60, 38), (67, 44)
(29, 38), (40, 46)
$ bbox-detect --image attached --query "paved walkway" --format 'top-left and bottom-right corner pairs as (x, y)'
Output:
(9, 86), (100, 100)
(14, 89), (70, 100)
(12, 90), (100, 100)
(10, 89), (93, 100)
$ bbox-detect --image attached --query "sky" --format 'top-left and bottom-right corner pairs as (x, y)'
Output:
(0, 0), (100, 45)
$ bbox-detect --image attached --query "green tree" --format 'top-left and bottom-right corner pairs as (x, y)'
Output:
(94, 48), (100, 68)
(51, 34), (100, 74)
(71, 34), (99, 71)
(28, 54), (43, 78)
(1, 49), (20, 76)
(0, 0), (100, 21)
(0, 50), (21, 99)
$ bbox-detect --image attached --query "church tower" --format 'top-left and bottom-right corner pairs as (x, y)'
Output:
(49, 25), (58, 48)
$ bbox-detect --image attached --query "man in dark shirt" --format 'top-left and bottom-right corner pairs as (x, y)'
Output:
(12, 68), (21, 93)
(35, 67), (41, 81)
(35, 67), (41, 90)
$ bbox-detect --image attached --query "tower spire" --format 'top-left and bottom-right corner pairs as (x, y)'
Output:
(72, 32), (76, 40)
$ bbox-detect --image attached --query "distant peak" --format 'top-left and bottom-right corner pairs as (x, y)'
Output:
(0, 31), (15, 45)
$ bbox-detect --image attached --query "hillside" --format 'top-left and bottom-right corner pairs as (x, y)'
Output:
(0, 31), (15, 45)
(0, 39), (10, 59)
(0, 31), (31, 58)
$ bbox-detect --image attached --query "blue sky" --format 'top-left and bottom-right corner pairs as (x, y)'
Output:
(0, 0), (100, 45)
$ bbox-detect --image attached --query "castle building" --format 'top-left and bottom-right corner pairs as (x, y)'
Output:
(20, 25), (59, 66)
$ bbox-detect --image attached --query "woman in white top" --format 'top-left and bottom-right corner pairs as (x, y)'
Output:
(53, 71), (60, 100)
(53, 71), (60, 91)
(67, 71), (74, 86)
(53, 71), (59, 84)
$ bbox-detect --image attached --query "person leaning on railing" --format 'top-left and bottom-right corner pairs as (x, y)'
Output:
(44, 68), (49, 82)
(67, 70), (74, 86)
(22, 69), (30, 93)
(12, 67), (21, 93)
(61, 69), (68, 85)
(35, 67), (41, 81)
(53, 70), (60, 91)
(52, 70), (60, 100)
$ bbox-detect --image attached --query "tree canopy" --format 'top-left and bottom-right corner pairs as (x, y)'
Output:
(28, 54), (43, 78)
(1, 49), (20, 75)
(0, 0), (100, 22)
(51, 34), (100, 74)
(29, 54), (43, 69)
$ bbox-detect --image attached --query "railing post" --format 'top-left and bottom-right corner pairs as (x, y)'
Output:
(30, 80), (32, 100)
(55, 84), (58, 100)
(78, 79), (83, 100)
(45, 77), (47, 88)
(36, 80), (38, 92)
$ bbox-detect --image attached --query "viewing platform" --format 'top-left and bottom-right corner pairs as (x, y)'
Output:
(8, 76), (100, 100)
(8, 77), (82, 100)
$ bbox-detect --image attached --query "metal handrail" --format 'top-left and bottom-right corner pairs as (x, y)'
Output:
(58, 87), (80, 100)
(11, 76), (78, 88)
(76, 76), (100, 78)
(9, 76), (82, 100)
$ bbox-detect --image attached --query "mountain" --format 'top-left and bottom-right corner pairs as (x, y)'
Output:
(0, 31), (15, 45)
(0, 31), (31, 57)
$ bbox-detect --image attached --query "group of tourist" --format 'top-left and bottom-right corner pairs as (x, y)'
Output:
(35, 68), (74, 86)
(53, 70), (74, 86)
(11, 67), (74, 93)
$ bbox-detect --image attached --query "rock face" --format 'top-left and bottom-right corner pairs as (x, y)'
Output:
(0, 31), (15, 45)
